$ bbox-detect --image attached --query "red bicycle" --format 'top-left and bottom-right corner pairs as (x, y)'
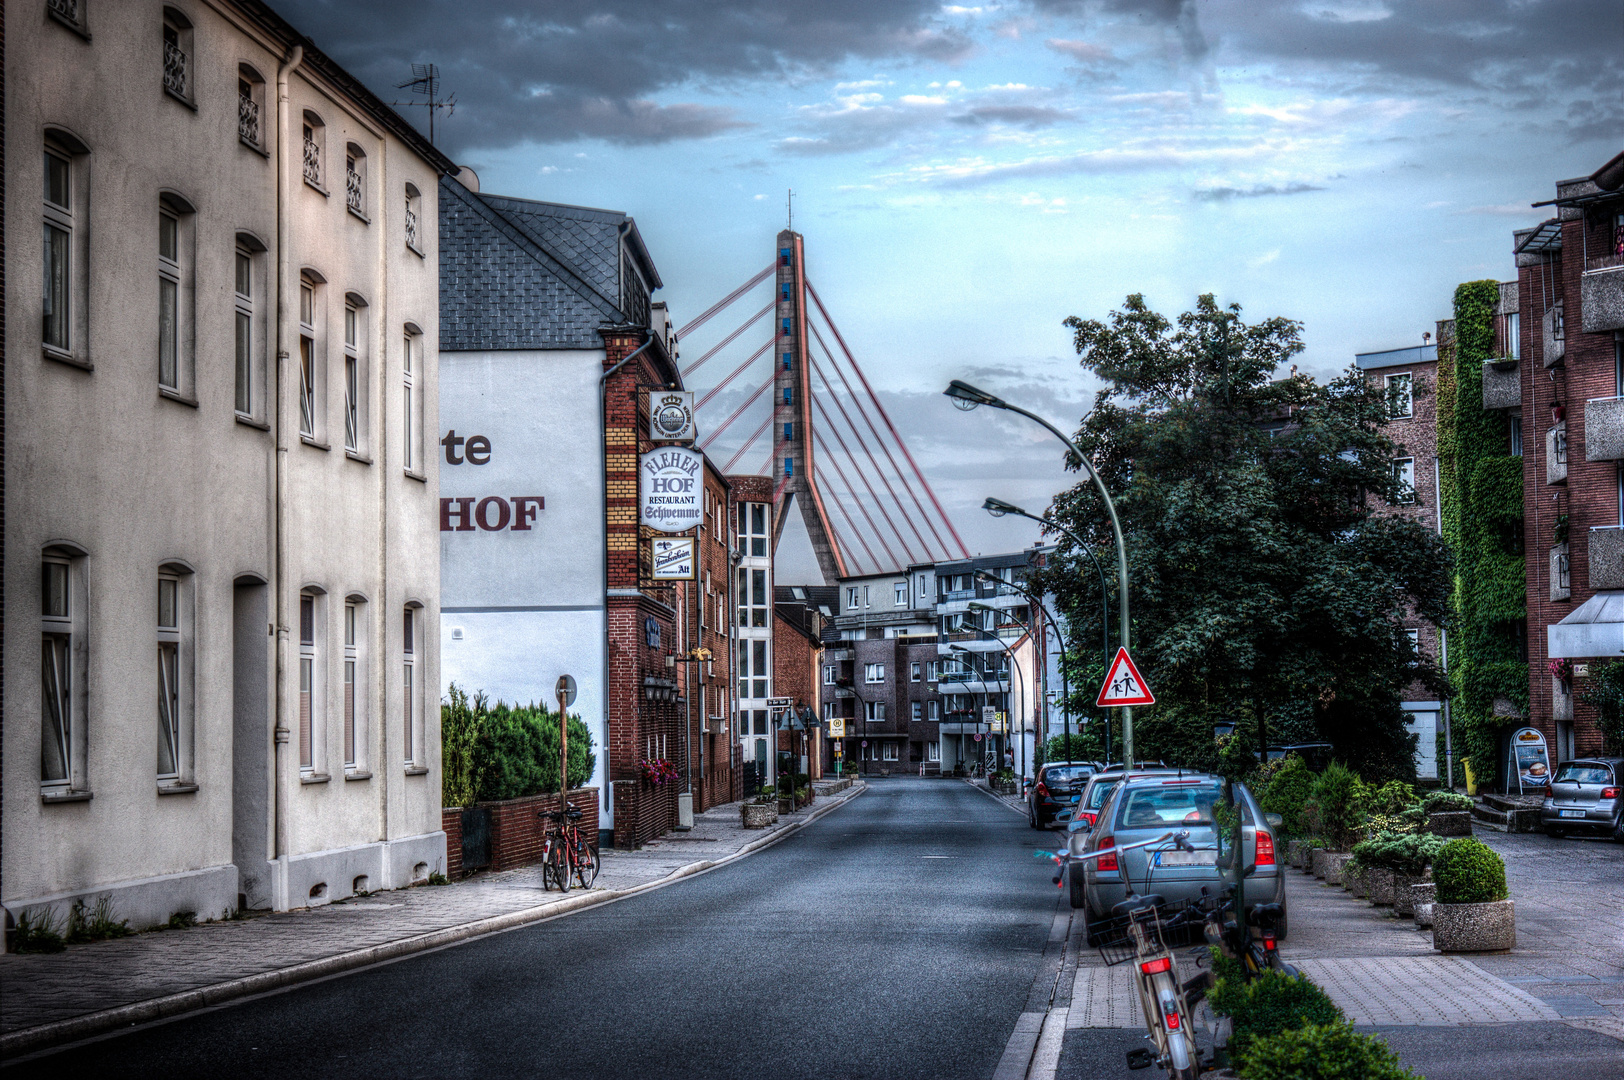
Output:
(540, 806), (599, 892)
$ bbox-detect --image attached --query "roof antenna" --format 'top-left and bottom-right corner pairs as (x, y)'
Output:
(787, 188), (794, 232)
(392, 63), (456, 146)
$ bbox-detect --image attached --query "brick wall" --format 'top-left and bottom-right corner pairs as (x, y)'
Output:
(440, 788), (600, 877)
(443, 809), (464, 877)
(696, 463), (735, 811)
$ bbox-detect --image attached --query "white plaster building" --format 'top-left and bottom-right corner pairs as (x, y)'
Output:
(3, 0), (455, 926)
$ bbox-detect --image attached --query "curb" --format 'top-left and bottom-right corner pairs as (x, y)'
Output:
(1, 783), (865, 1058)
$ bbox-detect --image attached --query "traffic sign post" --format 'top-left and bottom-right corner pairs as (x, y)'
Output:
(1096, 648), (1154, 708)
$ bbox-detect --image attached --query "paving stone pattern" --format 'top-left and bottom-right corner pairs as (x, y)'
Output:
(0, 791), (857, 1040)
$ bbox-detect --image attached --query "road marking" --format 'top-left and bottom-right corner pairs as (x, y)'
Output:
(1028, 1006), (1069, 1078)
(919, 855), (957, 859)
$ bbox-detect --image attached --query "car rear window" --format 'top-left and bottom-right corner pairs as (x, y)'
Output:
(1554, 763), (1614, 785)
(1085, 779), (1120, 810)
(1044, 766), (1091, 784)
(1116, 784), (1222, 828)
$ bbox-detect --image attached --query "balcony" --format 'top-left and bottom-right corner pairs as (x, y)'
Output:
(822, 648), (852, 662)
(163, 41), (189, 101)
(1481, 359), (1520, 410)
(1547, 422), (1567, 485)
(1590, 526), (1624, 591)
(1580, 264), (1624, 334)
(1584, 397), (1624, 461)
(1543, 304), (1565, 367)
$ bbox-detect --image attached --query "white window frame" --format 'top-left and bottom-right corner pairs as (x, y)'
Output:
(302, 111), (325, 192)
(156, 194), (195, 400)
(234, 242), (258, 417)
(299, 276), (325, 442)
(403, 326), (423, 474)
(866, 700), (886, 722)
(403, 606), (422, 767)
(911, 701), (922, 722)
(40, 549), (89, 795)
(928, 699), (940, 720)
(43, 133), (91, 366)
(927, 741), (940, 762)
(865, 662), (885, 684)
(847, 587), (859, 609)
(1404, 627), (1420, 668)
(824, 665), (835, 685)
(895, 581), (907, 606)
(910, 662), (921, 682)
(238, 64), (267, 152)
(1385, 372), (1413, 419)
(882, 742), (898, 762)
(161, 7), (194, 106)
(343, 297), (370, 456)
(345, 143), (367, 221)
(1506, 312), (1520, 360)
(155, 567), (194, 787)
(404, 183), (423, 256)
(299, 591), (324, 775)
(344, 597), (367, 773)
(1391, 457), (1416, 505)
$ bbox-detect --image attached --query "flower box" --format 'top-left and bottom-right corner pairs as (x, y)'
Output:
(1426, 811), (1472, 837)
(1392, 873), (1425, 917)
(1412, 882), (1437, 928)
(1433, 899), (1516, 952)
(1366, 866), (1396, 906)
(741, 802), (778, 829)
(1323, 853), (1351, 886)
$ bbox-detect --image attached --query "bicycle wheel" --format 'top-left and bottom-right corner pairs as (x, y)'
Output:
(573, 841), (599, 889)
(1147, 970), (1201, 1080)
(552, 843), (571, 893)
(541, 843), (559, 891)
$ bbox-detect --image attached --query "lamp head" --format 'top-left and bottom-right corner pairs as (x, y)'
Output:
(967, 601), (991, 612)
(945, 379), (1005, 412)
(983, 496), (1026, 519)
(1213, 720), (1236, 741)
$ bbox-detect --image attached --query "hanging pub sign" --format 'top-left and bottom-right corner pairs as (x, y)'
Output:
(650, 536), (696, 581)
(639, 446), (703, 532)
(1509, 727), (1551, 793)
(649, 391), (697, 443)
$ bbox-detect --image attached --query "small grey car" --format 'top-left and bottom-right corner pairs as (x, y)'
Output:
(1069, 774), (1287, 939)
(1540, 758), (1624, 840)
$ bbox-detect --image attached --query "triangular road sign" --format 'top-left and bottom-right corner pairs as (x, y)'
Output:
(1096, 647), (1155, 707)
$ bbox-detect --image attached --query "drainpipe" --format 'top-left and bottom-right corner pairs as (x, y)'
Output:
(599, 336), (654, 839)
(272, 44), (304, 908)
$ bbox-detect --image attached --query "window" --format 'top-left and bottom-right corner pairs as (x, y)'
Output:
(299, 592), (322, 773)
(342, 297), (369, 454)
(1506, 312), (1520, 360)
(927, 661), (938, 682)
(404, 184), (422, 254)
(403, 607), (420, 765)
(865, 663), (885, 683)
(234, 235), (267, 419)
(734, 502), (768, 557)
(741, 568), (767, 627)
(43, 132), (90, 364)
(738, 640), (769, 700)
(403, 327), (423, 472)
(784, 423), (793, 443)
(846, 587), (859, 609)
(1385, 373), (1412, 419)
(157, 194), (196, 398)
(1391, 458), (1415, 504)
(298, 276), (323, 440)
(1510, 415), (1523, 457)
(41, 551), (87, 793)
(895, 582), (907, 606)
(866, 701), (886, 722)
(911, 702), (922, 722)
(1403, 627), (1420, 667)
(783, 457), (794, 477)
(824, 665), (836, 685)
(882, 742), (898, 761)
(162, 8), (192, 105)
(344, 598), (366, 771)
(754, 710), (768, 735)
(48, 0), (90, 38)
(928, 699), (940, 720)
(238, 65), (266, 150)
(918, 575), (927, 598)
(345, 144), (367, 219)
(863, 585), (871, 608)
(302, 111), (324, 190)
(156, 568), (193, 785)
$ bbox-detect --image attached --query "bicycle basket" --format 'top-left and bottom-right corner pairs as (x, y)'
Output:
(1091, 898), (1199, 966)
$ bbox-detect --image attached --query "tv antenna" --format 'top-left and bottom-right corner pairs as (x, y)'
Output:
(787, 189), (793, 231)
(392, 64), (456, 146)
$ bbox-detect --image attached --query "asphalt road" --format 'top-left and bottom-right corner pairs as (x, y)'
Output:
(3, 779), (1064, 1080)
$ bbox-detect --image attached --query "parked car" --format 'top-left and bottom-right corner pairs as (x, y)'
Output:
(1069, 773), (1288, 939)
(1540, 758), (1624, 840)
(1028, 761), (1101, 829)
(1067, 767), (1182, 835)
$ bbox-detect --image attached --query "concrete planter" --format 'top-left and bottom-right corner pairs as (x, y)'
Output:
(1344, 864), (1367, 898)
(1323, 853), (1351, 886)
(1433, 899), (1516, 952)
(1392, 873), (1424, 916)
(1427, 811), (1472, 837)
(1310, 848), (1332, 879)
(777, 798), (794, 815)
(1367, 866), (1397, 906)
(1288, 840), (1307, 869)
(741, 801), (778, 829)
(1412, 883), (1437, 929)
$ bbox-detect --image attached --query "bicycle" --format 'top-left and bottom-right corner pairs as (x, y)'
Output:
(539, 806), (599, 892)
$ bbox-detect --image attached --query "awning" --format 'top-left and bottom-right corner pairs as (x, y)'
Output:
(1548, 591), (1624, 658)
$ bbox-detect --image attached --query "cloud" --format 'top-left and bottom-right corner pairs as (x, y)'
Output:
(271, 0), (972, 152)
(950, 104), (1075, 128)
(1193, 181), (1326, 201)
(1045, 38), (1114, 64)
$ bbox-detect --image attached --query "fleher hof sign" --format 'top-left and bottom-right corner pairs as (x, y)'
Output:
(639, 446), (704, 532)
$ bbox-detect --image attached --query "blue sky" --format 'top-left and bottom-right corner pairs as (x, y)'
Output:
(285, 1), (1622, 577)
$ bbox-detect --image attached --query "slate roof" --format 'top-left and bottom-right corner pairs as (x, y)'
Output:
(438, 178), (661, 352)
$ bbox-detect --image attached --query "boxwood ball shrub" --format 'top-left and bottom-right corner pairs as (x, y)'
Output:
(1209, 967), (1343, 1062)
(1241, 1021), (1421, 1080)
(1431, 837), (1508, 904)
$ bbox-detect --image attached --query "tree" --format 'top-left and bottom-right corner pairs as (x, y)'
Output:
(1037, 294), (1451, 780)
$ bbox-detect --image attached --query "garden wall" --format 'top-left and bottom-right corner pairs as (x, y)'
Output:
(442, 788), (599, 878)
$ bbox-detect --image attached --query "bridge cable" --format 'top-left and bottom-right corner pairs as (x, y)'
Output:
(814, 463), (886, 575)
(809, 359), (927, 564)
(720, 414), (775, 474)
(808, 394), (906, 569)
(699, 373), (775, 451)
(676, 265), (773, 340)
(696, 340), (773, 410)
(681, 301), (773, 378)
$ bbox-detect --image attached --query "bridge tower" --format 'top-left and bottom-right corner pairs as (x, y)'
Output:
(773, 230), (847, 584)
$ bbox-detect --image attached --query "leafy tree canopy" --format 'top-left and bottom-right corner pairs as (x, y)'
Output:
(1036, 294), (1452, 780)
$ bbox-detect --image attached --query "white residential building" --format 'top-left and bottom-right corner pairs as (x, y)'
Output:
(3, 0), (455, 925)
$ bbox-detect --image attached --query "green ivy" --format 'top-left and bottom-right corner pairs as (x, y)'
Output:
(1438, 281), (1527, 783)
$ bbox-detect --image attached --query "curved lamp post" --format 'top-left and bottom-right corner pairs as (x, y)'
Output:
(983, 497), (1113, 760)
(948, 638), (1025, 780)
(968, 600), (1041, 776)
(971, 574), (1072, 759)
(947, 378), (1136, 765)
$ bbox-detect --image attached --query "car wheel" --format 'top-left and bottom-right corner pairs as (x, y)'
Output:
(1613, 815), (1624, 844)
(1069, 867), (1088, 910)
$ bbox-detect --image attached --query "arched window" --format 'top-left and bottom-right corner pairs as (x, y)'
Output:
(345, 143), (367, 219)
(157, 191), (197, 400)
(343, 292), (369, 455)
(238, 64), (267, 152)
(43, 128), (92, 366)
(298, 269), (328, 442)
(302, 111), (325, 191)
(343, 594), (369, 773)
(402, 323), (423, 474)
(404, 183), (422, 254)
(162, 8), (194, 105)
(41, 542), (90, 797)
(234, 231), (268, 421)
(156, 562), (196, 790)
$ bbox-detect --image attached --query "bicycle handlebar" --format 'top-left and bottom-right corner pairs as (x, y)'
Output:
(1065, 829), (1193, 865)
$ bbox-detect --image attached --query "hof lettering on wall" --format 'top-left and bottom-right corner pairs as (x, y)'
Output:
(639, 446), (703, 533)
(440, 496), (545, 532)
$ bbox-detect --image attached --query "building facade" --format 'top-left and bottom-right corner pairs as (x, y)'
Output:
(4, 0), (453, 924)
(730, 474), (775, 787)
(1511, 151), (1624, 769)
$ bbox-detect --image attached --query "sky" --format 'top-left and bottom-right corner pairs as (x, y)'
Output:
(281, 0), (1623, 580)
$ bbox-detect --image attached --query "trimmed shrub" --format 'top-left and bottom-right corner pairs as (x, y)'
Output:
(1241, 1021), (1420, 1079)
(1259, 754), (1315, 836)
(1432, 836), (1508, 904)
(1365, 780), (1417, 817)
(1209, 967), (1343, 1062)
(1423, 790), (1474, 815)
(442, 685), (596, 804)
(1350, 831), (1445, 876)
(1309, 762), (1369, 850)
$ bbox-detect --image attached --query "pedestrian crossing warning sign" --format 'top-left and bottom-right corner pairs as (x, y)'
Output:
(1096, 647), (1155, 707)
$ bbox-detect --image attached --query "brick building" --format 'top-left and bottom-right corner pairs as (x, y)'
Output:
(826, 568), (937, 775)
(773, 586), (833, 781)
(1509, 150), (1624, 768)
(684, 456), (737, 813)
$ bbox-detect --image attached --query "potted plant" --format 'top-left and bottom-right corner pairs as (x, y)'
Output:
(741, 795), (778, 829)
(1422, 791), (1474, 837)
(1352, 832), (1443, 915)
(1431, 837), (1514, 952)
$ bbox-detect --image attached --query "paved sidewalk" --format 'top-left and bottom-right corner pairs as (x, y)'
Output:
(0, 783), (864, 1055)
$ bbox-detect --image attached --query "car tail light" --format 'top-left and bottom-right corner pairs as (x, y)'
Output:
(1082, 811), (1097, 826)
(1097, 838), (1118, 872)
(1255, 832), (1276, 866)
(1036, 781), (1049, 799)
(1139, 956), (1171, 974)
(1602, 787), (1620, 799)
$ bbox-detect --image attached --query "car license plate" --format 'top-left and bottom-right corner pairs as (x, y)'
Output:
(1155, 850), (1215, 867)
(1559, 809), (1585, 818)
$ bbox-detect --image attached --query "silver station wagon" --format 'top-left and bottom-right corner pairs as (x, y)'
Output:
(1541, 758), (1624, 840)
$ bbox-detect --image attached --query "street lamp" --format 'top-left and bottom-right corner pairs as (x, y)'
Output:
(969, 600), (1040, 778)
(948, 381), (1136, 764)
(951, 627), (1026, 783)
(1213, 719), (1235, 741)
(981, 498), (1112, 758)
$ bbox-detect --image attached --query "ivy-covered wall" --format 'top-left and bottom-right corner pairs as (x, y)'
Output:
(1438, 280), (1528, 784)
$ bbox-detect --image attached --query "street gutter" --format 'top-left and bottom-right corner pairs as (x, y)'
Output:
(1, 784), (865, 1058)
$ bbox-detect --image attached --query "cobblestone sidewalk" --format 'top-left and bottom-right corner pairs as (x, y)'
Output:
(0, 783), (864, 1054)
